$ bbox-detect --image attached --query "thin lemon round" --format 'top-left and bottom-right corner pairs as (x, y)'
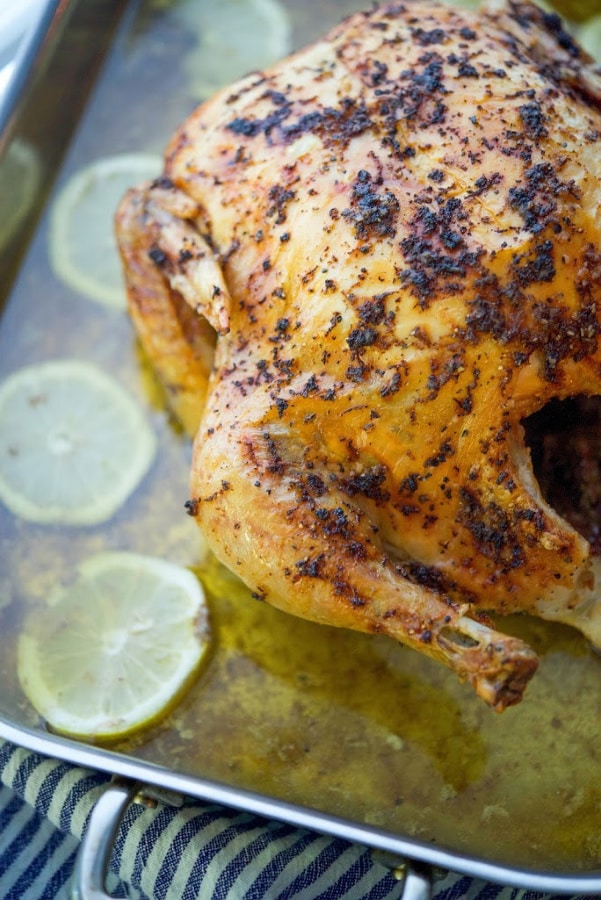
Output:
(0, 359), (156, 525)
(178, 0), (291, 97)
(49, 154), (162, 309)
(17, 552), (211, 740)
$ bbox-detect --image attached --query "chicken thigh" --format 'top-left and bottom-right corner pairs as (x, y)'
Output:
(116, 0), (601, 709)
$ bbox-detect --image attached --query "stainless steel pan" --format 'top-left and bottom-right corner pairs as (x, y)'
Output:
(1, 1), (601, 896)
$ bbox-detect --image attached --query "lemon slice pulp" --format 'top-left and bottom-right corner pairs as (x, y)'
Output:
(578, 15), (601, 58)
(49, 154), (162, 309)
(0, 359), (156, 525)
(17, 552), (210, 740)
(178, 0), (291, 98)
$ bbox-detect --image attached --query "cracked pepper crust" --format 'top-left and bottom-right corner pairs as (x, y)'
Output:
(116, 0), (601, 708)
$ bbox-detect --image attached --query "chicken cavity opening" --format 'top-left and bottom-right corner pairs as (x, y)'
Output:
(523, 395), (601, 555)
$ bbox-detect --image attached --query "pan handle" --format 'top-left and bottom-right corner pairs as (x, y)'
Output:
(398, 862), (433, 900)
(70, 777), (137, 900)
(371, 850), (433, 900)
(71, 779), (433, 899)
(70, 777), (184, 899)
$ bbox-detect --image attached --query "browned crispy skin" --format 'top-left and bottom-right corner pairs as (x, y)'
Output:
(116, 0), (601, 708)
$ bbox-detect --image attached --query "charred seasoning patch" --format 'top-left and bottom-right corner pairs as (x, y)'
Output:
(457, 487), (525, 571)
(464, 242), (601, 380)
(305, 503), (370, 557)
(364, 58), (389, 88)
(342, 170), (400, 241)
(295, 554), (326, 578)
(321, 506), (352, 538)
(464, 273), (524, 345)
(378, 51), (450, 151)
(576, 245), (601, 302)
(518, 100), (548, 140)
(399, 199), (483, 306)
(465, 263), (601, 377)
(468, 172), (503, 197)
(525, 301), (601, 380)
(380, 369), (402, 397)
(347, 325), (379, 350)
(266, 185), (296, 224)
(447, 52), (479, 79)
(425, 351), (466, 398)
(283, 98), (373, 147)
(358, 295), (387, 325)
(291, 472), (329, 504)
(395, 560), (467, 601)
(226, 95), (374, 149)
(411, 27), (447, 46)
(262, 432), (285, 475)
(510, 240), (555, 287)
(306, 473), (328, 497)
(398, 472), (427, 498)
(400, 52), (448, 124)
(340, 465), (391, 503)
(148, 245), (167, 267)
(507, 162), (579, 234)
(184, 498), (199, 517)
(424, 440), (453, 468)
(226, 102), (292, 139)
(330, 574), (367, 608)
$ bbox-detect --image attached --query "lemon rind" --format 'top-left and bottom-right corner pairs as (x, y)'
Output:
(17, 552), (210, 741)
(0, 360), (157, 525)
(49, 154), (162, 309)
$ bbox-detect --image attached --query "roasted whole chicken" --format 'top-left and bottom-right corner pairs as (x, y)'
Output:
(116, 0), (601, 710)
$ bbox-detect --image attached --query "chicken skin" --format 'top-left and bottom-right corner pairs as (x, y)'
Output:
(116, 0), (601, 709)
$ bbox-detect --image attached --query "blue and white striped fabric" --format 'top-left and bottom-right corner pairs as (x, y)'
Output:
(0, 741), (589, 899)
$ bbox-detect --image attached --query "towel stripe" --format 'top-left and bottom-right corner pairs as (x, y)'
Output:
(241, 828), (325, 899)
(215, 821), (296, 897)
(150, 807), (227, 896)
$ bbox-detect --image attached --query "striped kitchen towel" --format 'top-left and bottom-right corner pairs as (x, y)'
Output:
(0, 740), (586, 899)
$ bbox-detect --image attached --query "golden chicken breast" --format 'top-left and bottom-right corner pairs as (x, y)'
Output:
(116, 0), (601, 709)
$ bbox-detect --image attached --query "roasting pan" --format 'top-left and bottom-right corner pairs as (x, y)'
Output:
(2, 0), (601, 896)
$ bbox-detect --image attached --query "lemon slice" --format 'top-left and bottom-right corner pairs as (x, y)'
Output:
(17, 552), (210, 740)
(177, 0), (291, 98)
(0, 359), (156, 525)
(49, 154), (162, 309)
(578, 15), (601, 59)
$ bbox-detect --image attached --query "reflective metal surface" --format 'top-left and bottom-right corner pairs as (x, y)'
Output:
(1, 0), (601, 892)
